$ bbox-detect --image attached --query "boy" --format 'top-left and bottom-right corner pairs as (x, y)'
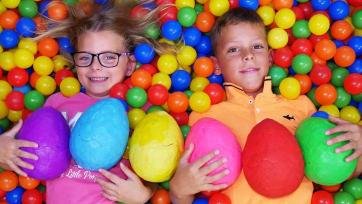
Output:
(170, 7), (362, 204)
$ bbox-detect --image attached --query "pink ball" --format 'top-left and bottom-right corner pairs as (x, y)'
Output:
(185, 118), (242, 186)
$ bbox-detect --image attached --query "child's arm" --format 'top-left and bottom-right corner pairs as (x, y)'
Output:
(326, 116), (362, 174)
(96, 162), (153, 204)
(0, 120), (38, 176)
(169, 144), (229, 204)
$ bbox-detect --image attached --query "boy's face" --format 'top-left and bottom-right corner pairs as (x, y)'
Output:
(214, 22), (272, 96)
(76, 30), (134, 98)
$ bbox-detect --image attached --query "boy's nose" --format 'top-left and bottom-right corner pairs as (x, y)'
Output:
(242, 51), (255, 61)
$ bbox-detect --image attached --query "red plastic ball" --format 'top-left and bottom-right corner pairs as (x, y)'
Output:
(109, 83), (129, 100)
(273, 46), (294, 68)
(315, 84), (337, 106)
(7, 68), (29, 87)
(167, 92), (189, 113)
(294, 74), (312, 95)
(139, 64), (158, 76)
(291, 39), (313, 55)
(159, 6), (177, 24)
(204, 83), (225, 104)
(147, 84), (169, 105)
(170, 111), (189, 126)
(311, 190), (333, 204)
(30, 72), (40, 88)
(309, 33), (329, 46)
(309, 64), (332, 85)
(22, 189), (43, 204)
(55, 69), (74, 85)
(5, 91), (24, 111)
(344, 73), (362, 95)
(150, 189), (170, 204)
(131, 5), (149, 18)
(209, 192), (231, 204)
(297, 2), (313, 19)
(292, 6), (305, 20)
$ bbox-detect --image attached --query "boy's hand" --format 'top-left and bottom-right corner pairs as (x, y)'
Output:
(326, 116), (362, 162)
(97, 163), (152, 204)
(0, 120), (38, 177)
(169, 143), (229, 199)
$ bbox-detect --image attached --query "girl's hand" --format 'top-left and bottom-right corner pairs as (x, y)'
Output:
(97, 163), (152, 204)
(326, 116), (362, 162)
(170, 143), (229, 200)
(0, 120), (38, 176)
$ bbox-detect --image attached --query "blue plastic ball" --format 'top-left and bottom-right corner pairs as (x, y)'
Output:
(350, 99), (358, 107)
(288, 67), (296, 76)
(171, 70), (191, 91)
(311, 111), (329, 119)
(183, 27), (202, 47)
(311, 0), (331, 10)
(208, 73), (224, 85)
(58, 37), (75, 53)
(239, 0), (259, 10)
(95, 0), (108, 4)
(347, 36), (362, 57)
(134, 43), (155, 64)
(6, 187), (25, 204)
(161, 20), (182, 41)
(16, 17), (36, 37)
(196, 35), (212, 55)
(348, 59), (362, 74)
(0, 30), (20, 49)
(328, 0), (349, 20)
(193, 197), (208, 204)
(39, 0), (50, 16)
(118, 99), (129, 111)
(333, 40), (344, 48)
(359, 102), (362, 114)
(143, 2), (157, 9)
(14, 84), (31, 94)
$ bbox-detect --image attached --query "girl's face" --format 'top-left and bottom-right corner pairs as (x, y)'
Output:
(75, 30), (134, 98)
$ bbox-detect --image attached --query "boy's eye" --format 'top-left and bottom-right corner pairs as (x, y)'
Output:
(252, 44), (265, 50)
(227, 48), (239, 53)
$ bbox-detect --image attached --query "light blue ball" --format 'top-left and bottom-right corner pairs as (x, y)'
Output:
(70, 98), (129, 171)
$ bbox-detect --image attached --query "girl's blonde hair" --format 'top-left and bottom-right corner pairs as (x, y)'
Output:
(36, 0), (171, 61)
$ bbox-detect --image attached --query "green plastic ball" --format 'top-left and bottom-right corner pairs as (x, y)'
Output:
(126, 87), (147, 108)
(352, 93), (362, 103)
(18, 0), (38, 18)
(292, 54), (313, 74)
(160, 180), (170, 190)
(292, 20), (311, 38)
(331, 68), (349, 87)
(180, 125), (190, 139)
(334, 87), (351, 108)
(147, 105), (164, 113)
(24, 90), (45, 111)
(343, 178), (362, 199)
(145, 23), (160, 40)
(177, 7), (197, 27)
(194, 4), (204, 15)
(307, 87), (320, 107)
(352, 10), (362, 29)
(334, 191), (355, 204)
(0, 118), (10, 131)
(268, 65), (287, 87)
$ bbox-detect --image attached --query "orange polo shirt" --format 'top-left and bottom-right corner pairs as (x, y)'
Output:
(189, 77), (316, 204)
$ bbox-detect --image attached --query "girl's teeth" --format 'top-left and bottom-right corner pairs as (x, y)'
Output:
(90, 77), (107, 81)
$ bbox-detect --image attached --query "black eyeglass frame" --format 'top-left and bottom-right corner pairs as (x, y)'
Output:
(72, 51), (132, 68)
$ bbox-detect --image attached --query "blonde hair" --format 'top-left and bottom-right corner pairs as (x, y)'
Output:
(35, 0), (172, 61)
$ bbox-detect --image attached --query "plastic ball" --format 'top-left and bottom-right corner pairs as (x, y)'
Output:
(6, 186), (24, 204)
(0, 80), (12, 100)
(239, 0), (259, 10)
(0, 101), (8, 120)
(18, 38), (37, 54)
(269, 65), (288, 86)
(152, 72), (171, 89)
(331, 20), (353, 41)
(60, 77), (80, 97)
(48, 1), (68, 20)
(21, 189), (42, 204)
(189, 91), (210, 113)
(331, 68), (349, 87)
(171, 69), (191, 91)
(157, 54), (178, 74)
(53, 55), (71, 72)
(314, 39), (336, 61)
(349, 59), (362, 74)
(195, 35), (212, 55)
(1, 0), (20, 8)
(0, 29), (19, 49)
(190, 76), (209, 92)
(204, 83), (225, 104)
(334, 46), (356, 68)
(57, 37), (75, 54)
(292, 20), (311, 38)
(193, 197), (208, 204)
(183, 27), (201, 46)
(257, 6), (275, 26)
(311, 191), (333, 204)
(18, 0), (38, 18)
(315, 83), (337, 105)
(348, 36), (362, 57)
(134, 43), (155, 64)
(340, 106), (361, 124)
(176, 45), (197, 66)
(352, 10), (362, 29)
(35, 75), (56, 96)
(273, 47), (293, 68)
(167, 91), (189, 113)
(209, 192), (231, 204)
(150, 189), (171, 204)
(328, 0), (349, 21)
(128, 108), (146, 129)
(279, 77), (301, 99)
(147, 84), (168, 105)
(195, 11), (215, 33)
(267, 28), (288, 49)
(5, 91), (24, 111)
(38, 37), (59, 57)
(18, 176), (39, 190)
(24, 90), (45, 111)
(177, 6), (197, 27)
(319, 104), (340, 117)
(159, 6), (177, 24)
(14, 48), (34, 69)
(161, 20), (182, 41)
(16, 17), (35, 37)
(175, 0), (195, 8)
(311, 111), (329, 119)
(309, 64), (331, 85)
(295, 74), (312, 94)
(311, 0), (331, 11)
(308, 14), (330, 35)
(334, 87), (351, 108)
(291, 38), (313, 55)
(193, 57), (214, 77)
(275, 8), (296, 29)
(126, 87), (147, 108)
(0, 171), (18, 191)
(33, 56), (54, 76)
(292, 54), (313, 74)
(131, 69), (152, 89)
(334, 191), (355, 204)
(209, 0), (229, 16)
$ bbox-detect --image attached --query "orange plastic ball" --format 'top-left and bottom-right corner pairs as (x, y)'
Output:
(33, 16), (47, 32)
(0, 10), (19, 29)
(130, 69), (152, 89)
(48, 1), (68, 20)
(334, 46), (356, 67)
(193, 57), (215, 77)
(167, 92), (189, 113)
(272, 0), (293, 10)
(19, 176), (40, 190)
(195, 12), (215, 33)
(320, 183), (341, 193)
(294, 74), (312, 95)
(315, 83), (337, 106)
(151, 189), (171, 204)
(0, 171), (18, 192)
(260, 0), (272, 6)
(314, 39), (336, 61)
(330, 20), (353, 41)
(30, 72), (40, 88)
(38, 37), (59, 58)
(311, 52), (326, 65)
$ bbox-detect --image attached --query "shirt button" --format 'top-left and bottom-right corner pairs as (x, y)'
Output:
(249, 100), (253, 104)
(256, 108), (260, 113)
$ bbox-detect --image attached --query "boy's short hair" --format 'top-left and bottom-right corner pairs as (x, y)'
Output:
(210, 7), (265, 52)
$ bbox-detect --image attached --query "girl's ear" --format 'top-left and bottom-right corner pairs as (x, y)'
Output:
(126, 55), (136, 77)
(268, 49), (273, 67)
(210, 56), (222, 75)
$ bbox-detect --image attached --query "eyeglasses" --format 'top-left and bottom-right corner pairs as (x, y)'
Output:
(72, 51), (132, 68)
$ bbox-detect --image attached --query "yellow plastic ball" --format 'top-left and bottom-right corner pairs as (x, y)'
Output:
(0, 2), (6, 14)
(196, 0), (207, 3)
(53, 55), (71, 72)
(274, 8), (296, 29)
(18, 38), (37, 55)
(157, 54), (178, 75)
(1, 0), (20, 9)
(14, 48), (34, 69)
(340, 106), (361, 124)
(308, 14), (330, 35)
(159, 38), (175, 45)
(189, 91), (211, 113)
(176, 46), (197, 66)
(209, 0), (229, 17)
(0, 46), (3, 53)
(0, 80), (12, 100)
(33, 56), (54, 76)
(60, 77), (80, 97)
(267, 28), (288, 49)
(279, 77), (301, 100)
(35, 75), (56, 96)
(355, 28), (362, 36)
(175, 0), (195, 8)
(0, 51), (15, 71)
(8, 110), (21, 122)
(257, 6), (275, 26)
(0, 100), (8, 119)
(128, 108), (146, 129)
(356, 199), (362, 204)
(319, 105), (340, 118)
(190, 77), (209, 92)
(152, 72), (171, 90)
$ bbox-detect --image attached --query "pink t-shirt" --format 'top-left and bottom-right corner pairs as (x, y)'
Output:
(44, 93), (128, 204)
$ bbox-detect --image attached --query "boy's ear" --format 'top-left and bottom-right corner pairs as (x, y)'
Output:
(210, 56), (222, 75)
(268, 49), (273, 67)
(126, 55), (136, 77)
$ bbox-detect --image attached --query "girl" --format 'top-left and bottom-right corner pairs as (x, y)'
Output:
(0, 0), (167, 203)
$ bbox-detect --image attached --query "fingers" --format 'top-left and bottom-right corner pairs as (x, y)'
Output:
(16, 140), (38, 148)
(4, 120), (23, 138)
(328, 116), (349, 125)
(193, 150), (220, 169)
(7, 161), (27, 177)
(326, 123), (354, 135)
(96, 178), (118, 192)
(346, 150), (362, 162)
(102, 192), (118, 201)
(201, 183), (228, 192)
(327, 132), (352, 145)
(99, 169), (122, 185)
(199, 158), (226, 175)
(180, 143), (194, 164)
(15, 149), (38, 160)
(13, 157), (33, 170)
(119, 163), (137, 181)
(204, 169), (230, 184)
(335, 143), (355, 154)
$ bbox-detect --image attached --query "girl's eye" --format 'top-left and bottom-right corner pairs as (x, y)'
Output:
(227, 48), (239, 53)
